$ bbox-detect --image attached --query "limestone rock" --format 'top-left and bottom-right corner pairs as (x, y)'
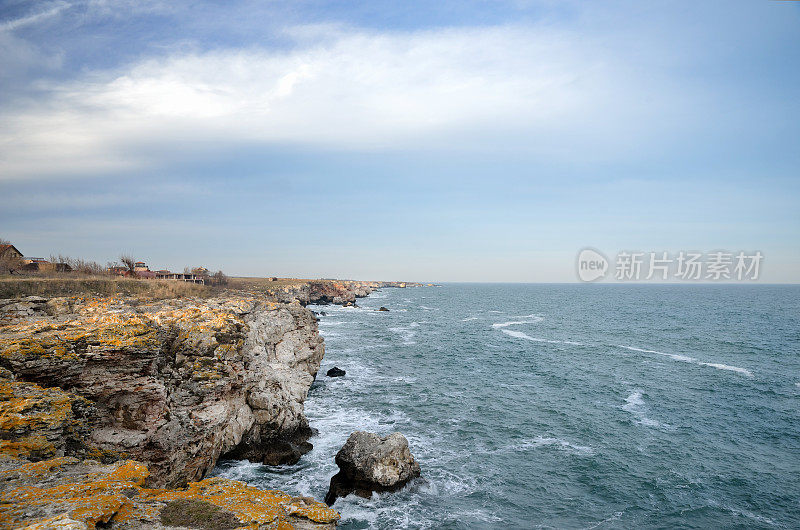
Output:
(0, 295), (325, 487)
(0, 456), (339, 528)
(325, 431), (421, 505)
(326, 367), (346, 377)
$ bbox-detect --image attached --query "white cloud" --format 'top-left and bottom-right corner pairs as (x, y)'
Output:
(0, 2), (71, 32)
(0, 22), (693, 180)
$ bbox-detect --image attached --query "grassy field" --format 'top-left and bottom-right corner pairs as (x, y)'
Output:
(0, 276), (210, 299)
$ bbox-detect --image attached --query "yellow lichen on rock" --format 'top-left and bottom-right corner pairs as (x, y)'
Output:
(0, 380), (94, 461)
(149, 476), (340, 527)
(0, 458), (338, 529)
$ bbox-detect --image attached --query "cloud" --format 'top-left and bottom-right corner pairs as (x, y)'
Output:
(0, 15), (775, 181)
(0, 2), (71, 32)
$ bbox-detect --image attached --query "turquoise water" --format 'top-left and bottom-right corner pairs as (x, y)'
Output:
(215, 284), (800, 529)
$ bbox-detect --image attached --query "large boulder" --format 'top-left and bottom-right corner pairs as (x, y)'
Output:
(324, 431), (420, 505)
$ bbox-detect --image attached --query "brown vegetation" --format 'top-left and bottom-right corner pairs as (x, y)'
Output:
(0, 277), (210, 299)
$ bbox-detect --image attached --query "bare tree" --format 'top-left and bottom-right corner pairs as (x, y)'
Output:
(49, 254), (105, 275)
(211, 271), (228, 286)
(120, 255), (137, 278)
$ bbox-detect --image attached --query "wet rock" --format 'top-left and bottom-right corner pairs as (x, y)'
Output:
(326, 367), (346, 377)
(378, 307), (389, 312)
(325, 431), (420, 505)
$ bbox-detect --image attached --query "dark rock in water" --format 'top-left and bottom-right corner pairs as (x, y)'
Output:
(342, 301), (355, 307)
(325, 431), (420, 505)
(261, 439), (313, 466)
(320, 311), (327, 316)
(224, 425), (314, 467)
(327, 367), (346, 377)
(378, 307), (389, 312)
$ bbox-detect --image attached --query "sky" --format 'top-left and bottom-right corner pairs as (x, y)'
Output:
(1, 0), (798, 282)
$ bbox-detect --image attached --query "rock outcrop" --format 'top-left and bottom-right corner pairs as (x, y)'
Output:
(325, 431), (421, 505)
(0, 455), (339, 528)
(0, 295), (324, 488)
(267, 280), (422, 307)
(326, 367), (346, 378)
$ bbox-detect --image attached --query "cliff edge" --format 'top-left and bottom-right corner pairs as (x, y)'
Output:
(0, 292), (336, 528)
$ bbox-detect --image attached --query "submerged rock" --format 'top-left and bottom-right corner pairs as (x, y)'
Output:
(325, 431), (421, 505)
(326, 367), (346, 377)
(378, 307), (389, 312)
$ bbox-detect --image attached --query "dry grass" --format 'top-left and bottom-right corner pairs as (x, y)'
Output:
(0, 276), (211, 299)
(227, 276), (312, 292)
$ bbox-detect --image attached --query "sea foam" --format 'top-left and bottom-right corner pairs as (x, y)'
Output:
(622, 391), (670, 429)
(618, 345), (753, 377)
(491, 314), (543, 328)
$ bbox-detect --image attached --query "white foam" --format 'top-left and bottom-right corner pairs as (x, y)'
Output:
(618, 345), (752, 378)
(698, 362), (754, 377)
(622, 391), (670, 429)
(461, 316), (479, 321)
(519, 436), (595, 455)
(501, 329), (548, 342)
(388, 325), (418, 344)
(491, 315), (543, 328)
(501, 329), (581, 345)
(585, 511), (624, 529)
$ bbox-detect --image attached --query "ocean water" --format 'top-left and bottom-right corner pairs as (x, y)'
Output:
(214, 284), (800, 529)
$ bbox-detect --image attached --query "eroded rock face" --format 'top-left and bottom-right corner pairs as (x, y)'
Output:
(0, 295), (325, 488)
(325, 431), (421, 505)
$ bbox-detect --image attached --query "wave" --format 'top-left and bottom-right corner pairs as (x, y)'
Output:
(491, 315), (543, 328)
(501, 329), (583, 345)
(388, 325), (417, 345)
(461, 316), (479, 321)
(514, 436), (595, 456)
(622, 391), (670, 429)
(698, 362), (753, 377)
(617, 345), (752, 377)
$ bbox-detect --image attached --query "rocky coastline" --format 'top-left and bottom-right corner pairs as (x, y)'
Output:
(0, 279), (406, 528)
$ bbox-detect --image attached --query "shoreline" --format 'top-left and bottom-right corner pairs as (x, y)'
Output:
(0, 278), (422, 528)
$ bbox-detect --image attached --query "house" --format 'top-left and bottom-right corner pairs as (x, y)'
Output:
(155, 270), (204, 284)
(0, 244), (23, 261)
(134, 262), (150, 272)
(108, 266), (127, 276)
(19, 259), (73, 273)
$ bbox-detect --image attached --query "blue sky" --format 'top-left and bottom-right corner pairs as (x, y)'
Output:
(1, 0), (798, 282)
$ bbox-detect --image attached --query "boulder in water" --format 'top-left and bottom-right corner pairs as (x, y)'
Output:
(378, 307), (389, 312)
(326, 367), (346, 377)
(324, 431), (420, 505)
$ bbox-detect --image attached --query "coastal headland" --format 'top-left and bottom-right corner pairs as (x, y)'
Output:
(0, 277), (424, 529)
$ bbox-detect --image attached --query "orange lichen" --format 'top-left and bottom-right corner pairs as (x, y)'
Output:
(148, 477), (340, 527)
(0, 459), (338, 529)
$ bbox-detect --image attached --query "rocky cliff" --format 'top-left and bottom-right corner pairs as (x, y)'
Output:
(0, 293), (338, 528)
(266, 280), (422, 306)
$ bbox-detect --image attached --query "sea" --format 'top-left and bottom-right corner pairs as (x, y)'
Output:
(213, 284), (800, 529)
